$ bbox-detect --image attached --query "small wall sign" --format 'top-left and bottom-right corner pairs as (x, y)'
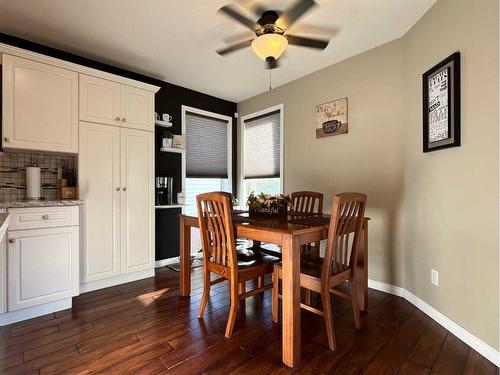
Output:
(422, 52), (461, 152)
(315, 97), (348, 138)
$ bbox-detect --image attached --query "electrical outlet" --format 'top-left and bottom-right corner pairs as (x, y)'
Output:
(431, 269), (439, 286)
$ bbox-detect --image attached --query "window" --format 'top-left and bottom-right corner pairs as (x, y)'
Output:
(241, 105), (283, 205)
(183, 107), (232, 251)
(186, 112), (229, 179)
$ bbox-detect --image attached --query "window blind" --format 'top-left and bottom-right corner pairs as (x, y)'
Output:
(186, 112), (229, 178)
(244, 110), (281, 179)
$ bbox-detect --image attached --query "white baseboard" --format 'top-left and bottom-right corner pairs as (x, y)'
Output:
(368, 279), (500, 367)
(79, 269), (155, 293)
(0, 298), (71, 326)
(155, 257), (179, 268)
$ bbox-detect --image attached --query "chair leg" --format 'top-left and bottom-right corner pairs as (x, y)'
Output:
(239, 281), (246, 308)
(321, 288), (337, 351)
(226, 277), (239, 338)
(272, 266), (279, 323)
(350, 279), (362, 329)
(198, 270), (211, 319)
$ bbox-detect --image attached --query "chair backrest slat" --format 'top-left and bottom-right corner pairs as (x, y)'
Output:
(196, 192), (236, 271)
(291, 191), (324, 214)
(322, 193), (367, 282)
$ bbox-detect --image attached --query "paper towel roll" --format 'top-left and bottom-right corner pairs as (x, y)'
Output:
(26, 166), (41, 199)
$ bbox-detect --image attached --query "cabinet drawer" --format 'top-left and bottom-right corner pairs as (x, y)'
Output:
(8, 206), (79, 230)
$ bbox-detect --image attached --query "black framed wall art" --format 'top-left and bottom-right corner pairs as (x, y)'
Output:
(422, 52), (461, 152)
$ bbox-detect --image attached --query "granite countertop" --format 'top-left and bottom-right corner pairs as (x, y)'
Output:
(0, 213), (9, 240)
(0, 200), (83, 208)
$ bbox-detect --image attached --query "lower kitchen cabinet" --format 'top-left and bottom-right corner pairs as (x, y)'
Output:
(7, 226), (79, 311)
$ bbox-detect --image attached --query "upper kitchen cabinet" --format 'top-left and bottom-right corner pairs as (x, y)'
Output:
(2, 54), (79, 153)
(120, 85), (154, 132)
(79, 74), (154, 132)
(79, 75), (121, 127)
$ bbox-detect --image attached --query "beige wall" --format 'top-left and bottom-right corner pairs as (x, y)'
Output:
(237, 0), (499, 349)
(403, 0), (499, 348)
(238, 38), (407, 287)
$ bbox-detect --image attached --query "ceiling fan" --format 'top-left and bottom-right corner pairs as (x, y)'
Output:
(216, 0), (330, 69)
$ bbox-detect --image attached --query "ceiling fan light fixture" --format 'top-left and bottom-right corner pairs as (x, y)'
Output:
(251, 33), (288, 60)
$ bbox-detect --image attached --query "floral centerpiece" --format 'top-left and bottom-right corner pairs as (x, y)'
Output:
(247, 192), (292, 217)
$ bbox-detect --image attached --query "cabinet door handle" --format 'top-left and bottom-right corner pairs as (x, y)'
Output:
(115, 116), (120, 121)
(4, 137), (10, 143)
(8, 239), (15, 244)
(115, 187), (120, 191)
(122, 187), (127, 191)
(42, 215), (49, 220)
(121, 118), (126, 122)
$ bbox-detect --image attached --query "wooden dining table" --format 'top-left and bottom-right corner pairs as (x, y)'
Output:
(178, 211), (369, 368)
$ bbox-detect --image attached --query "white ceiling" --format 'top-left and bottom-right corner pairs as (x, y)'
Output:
(0, 0), (436, 102)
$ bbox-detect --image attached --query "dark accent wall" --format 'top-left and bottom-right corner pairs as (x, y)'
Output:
(0, 33), (238, 261)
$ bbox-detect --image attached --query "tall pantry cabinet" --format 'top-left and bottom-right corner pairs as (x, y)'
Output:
(78, 74), (156, 292)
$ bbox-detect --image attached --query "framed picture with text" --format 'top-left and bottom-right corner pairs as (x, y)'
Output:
(422, 52), (461, 152)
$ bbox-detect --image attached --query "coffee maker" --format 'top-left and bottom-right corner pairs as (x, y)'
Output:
(156, 177), (174, 205)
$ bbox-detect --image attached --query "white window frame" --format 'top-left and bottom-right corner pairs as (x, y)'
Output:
(181, 105), (233, 199)
(240, 104), (284, 204)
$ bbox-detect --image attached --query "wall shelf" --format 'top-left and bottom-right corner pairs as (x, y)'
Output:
(155, 120), (172, 128)
(155, 204), (185, 209)
(160, 147), (185, 153)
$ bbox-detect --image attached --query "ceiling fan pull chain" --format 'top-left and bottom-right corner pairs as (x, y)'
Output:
(269, 70), (272, 90)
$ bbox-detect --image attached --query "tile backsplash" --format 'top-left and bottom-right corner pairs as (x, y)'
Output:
(0, 152), (76, 201)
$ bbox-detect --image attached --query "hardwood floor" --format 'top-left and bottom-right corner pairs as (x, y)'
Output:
(0, 267), (496, 374)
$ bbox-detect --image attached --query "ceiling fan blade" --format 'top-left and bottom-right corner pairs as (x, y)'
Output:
(218, 5), (256, 31)
(216, 39), (254, 55)
(277, 0), (317, 29)
(286, 34), (329, 49)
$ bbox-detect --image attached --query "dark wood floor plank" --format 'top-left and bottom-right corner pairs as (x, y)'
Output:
(0, 267), (493, 375)
(430, 333), (469, 375)
(199, 347), (253, 375)
(409, 318), (447, 368)
(329, 325), (391, 374)
(364, 309), (430, 374)
(161, 332), (224, 369)
(125, 358), (169, 375)
(229, 340), (283, 375)
(462, 349), (497, 375)
(395, 359), (430, 374)
(94, 343), (174, 374)
(0, 322), (94, 360)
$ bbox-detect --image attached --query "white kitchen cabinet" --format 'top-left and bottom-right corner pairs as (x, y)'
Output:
(2, 54), (78, 153)
(79, 74), (154, 132)
(79, 122), (121, 282)
(0, 226), (6, 314)
(8, 206), (79, 231)
(79, 123), (154, 289)
(79, 75), (121, 127)
(120, 128), (154, 274)
(7, 226), (79, 311)
(120, 85), (154, 132)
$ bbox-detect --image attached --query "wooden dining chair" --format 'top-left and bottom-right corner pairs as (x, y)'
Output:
(291, 190), (324, 214)
(196, 192), (278, 338)
(271, 192), (367, 351)
(259, 191), (324, 258)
